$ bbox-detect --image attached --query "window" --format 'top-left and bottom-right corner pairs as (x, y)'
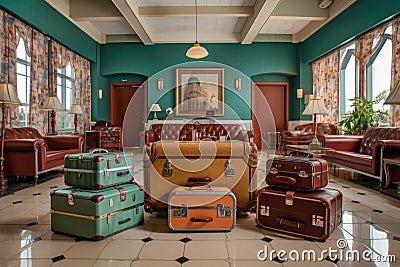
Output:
(56, 62), (75, 130)
(339, 43), (357, 119)
(16, 37), (31, 126)
(367, 26), (392, 123)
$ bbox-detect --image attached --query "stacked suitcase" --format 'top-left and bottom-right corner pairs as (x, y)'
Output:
(50, 149), (144, 240)
(256, 156), (342, 241)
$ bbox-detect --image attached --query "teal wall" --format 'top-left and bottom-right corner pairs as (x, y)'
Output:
(101, 42), (298, 120)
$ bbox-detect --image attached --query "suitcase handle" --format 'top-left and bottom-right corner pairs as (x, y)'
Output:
(189, 182), (210, 187)
(187, 185), (212, 191)
(276, 176), (297, 184)
(190, 217), (213, 223)
(187, 177), (212, 183)
(276, 217), (305, 229)
(91, 149), (109, 154)
(118, 218), (131, 225)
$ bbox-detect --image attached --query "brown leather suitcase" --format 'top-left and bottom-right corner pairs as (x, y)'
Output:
(144, 141), (258, 213)
(168, 186), (236, 232)
(256, 187), (342, 240)
(266, 156), (328, 191)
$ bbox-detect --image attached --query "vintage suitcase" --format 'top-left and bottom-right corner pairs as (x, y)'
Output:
(266, 156), (328, 191)
(144, 141), (258, 213)
(168, 186), (236, 232)
(51, 183), (144, 240)
(256, 187), (342, 241)
(64, 149), (134, 189)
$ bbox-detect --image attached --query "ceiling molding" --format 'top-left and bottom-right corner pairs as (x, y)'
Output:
(106, 34), (141, 43)
(111, 0), (154, 45)
(69, 0), (123, 21)
(293, 0), (357, 43)
(254, 33), (293, 42)
(139, 6), (253, 17)
(271, 0), (328, 21)
(152, 32), (241, 43)
(240, 0), (283, 44)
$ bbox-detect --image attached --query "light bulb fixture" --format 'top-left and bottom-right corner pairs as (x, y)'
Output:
(157, 78), (164, 91)
(186, 0), (208, 59)
(297, 88), (303, 99)
(98, 89), (103, 99)
(235, 77), (241, 90)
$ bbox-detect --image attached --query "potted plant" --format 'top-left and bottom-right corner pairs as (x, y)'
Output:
(337, 90), (389, 135)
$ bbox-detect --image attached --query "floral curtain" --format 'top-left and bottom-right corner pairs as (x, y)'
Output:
(50, 41), (91, 131)
(312, 51), (340, 123)
(354, 23), (388, 98)
(390, 17), (400, 126)
(29, 29), (48, 134)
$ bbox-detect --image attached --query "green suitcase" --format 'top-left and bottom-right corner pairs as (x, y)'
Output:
(64, 149), (135, 189)
(50, 183), (144, 240)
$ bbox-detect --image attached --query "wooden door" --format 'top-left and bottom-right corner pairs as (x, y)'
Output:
(109, 82), (144, 147)
(252, 82), (289, 149)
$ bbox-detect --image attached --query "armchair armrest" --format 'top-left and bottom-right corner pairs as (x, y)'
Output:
(145, 130), (155, 143)
(320, 135), (363, 151)
(4, 139), (46, 151)
(376, 140), (400, 155)
(44, 135), (83, 151)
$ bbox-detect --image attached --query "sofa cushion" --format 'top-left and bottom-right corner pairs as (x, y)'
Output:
(46, 149), (78, 162)
(326, 150), (372, 167)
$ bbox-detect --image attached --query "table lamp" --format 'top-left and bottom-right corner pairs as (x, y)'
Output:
(68, 103), (83, 134)
(150, 104), (161, 120)
(0, 83), (21, 192)
(302, 98), (329, 148)
(42, 96), (63, 135)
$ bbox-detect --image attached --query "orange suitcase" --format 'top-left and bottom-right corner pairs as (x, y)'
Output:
(168, 186), (236, 232)
(144, 141), (258, 213)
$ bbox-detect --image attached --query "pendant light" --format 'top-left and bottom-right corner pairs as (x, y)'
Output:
(186, 0), (208, 59)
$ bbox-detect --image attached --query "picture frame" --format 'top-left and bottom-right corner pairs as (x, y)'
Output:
(175, 68), (224, 116)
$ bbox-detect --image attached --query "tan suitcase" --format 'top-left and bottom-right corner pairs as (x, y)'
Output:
(144, 141), (258, 213)
(168, 186), (236, 232)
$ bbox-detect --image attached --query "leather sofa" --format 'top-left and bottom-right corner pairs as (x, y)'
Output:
(143, 123), (251, 144)
(280, 122), (338, 154)
(4, 127), (84, 183)
(321, 127), (400, 187)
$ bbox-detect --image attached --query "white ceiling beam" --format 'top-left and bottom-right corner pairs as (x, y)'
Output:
(69, 0), (123, 21)
(152, 32), (240, 43)
(293, 0), (357, 42)
(111, 0), (154, 45)
(139, 6), (253, 17)
(254, 33), (293, 42)
(240, 0), (283, 44)
(270, 0), (328, 21)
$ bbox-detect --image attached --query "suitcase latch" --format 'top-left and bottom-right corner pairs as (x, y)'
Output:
(67, 190), (80, 206)
(312, 215), (324, 227)
(117, 188), (126, 202)
(270, 167), (278, 174)
(107, 213), (111, 224)
(132, 194), (136, 202)
(285, 191), (295, 206)
(163, 160), (173, 176)
(172, 204), (188, 217)
(103, 169), (110, 178)
(225, 160), (234, 176)
(109, 198), (113, 208)
(260, 205), (270, 216)
(107, 159), (112, 169)
(115, 154), (121, 164)
(217, 204), (233, 217)
(299, 171), (308, 178)
(78, 155), (84, 164)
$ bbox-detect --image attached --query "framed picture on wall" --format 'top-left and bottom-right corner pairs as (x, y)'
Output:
(175, 68), (224, 116)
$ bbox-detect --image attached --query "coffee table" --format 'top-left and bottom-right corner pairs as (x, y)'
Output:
(286, 144), (334, 158)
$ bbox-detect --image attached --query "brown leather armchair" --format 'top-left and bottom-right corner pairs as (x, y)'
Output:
(321, 127), (400, 188)
(280, 123), (338, 154)
(4, 127), (83, 183)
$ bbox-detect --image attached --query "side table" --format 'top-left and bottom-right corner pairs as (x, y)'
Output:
(383, 158), (400, 190)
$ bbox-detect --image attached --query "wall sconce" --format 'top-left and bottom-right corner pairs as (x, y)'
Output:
(235, 77), (241, 90)
(297, 88), (304, 99)
(157, 78), (164, 91)
(98, 89), (103, 99)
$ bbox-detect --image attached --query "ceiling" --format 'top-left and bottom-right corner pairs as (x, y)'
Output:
(45, 0), (357, 45)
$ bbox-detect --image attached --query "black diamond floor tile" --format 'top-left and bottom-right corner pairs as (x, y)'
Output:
(261, 237), (273, 242)
(372, 209), (383, 213)
(351, 200), (360, 203)
(142, 237), (153, 243)
(13, 201), (22, 204)
(52, 255), (65, 262)
(357, 192), (366, 195)
(32, 193), (41, 196)
(175, 256), (190, 264)
(325, 256), (339, 264)
(393, 236), (400, 241)
(180, 237), (192, 243)
(26, 222), (38, 227)
(272, 256), (286, 263)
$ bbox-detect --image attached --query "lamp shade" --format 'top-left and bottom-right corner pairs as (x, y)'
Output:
(302, 98), (329, 115)
(0, 83), (21, 106)
(150, 103), (161, 112)
(68, 104), (83, 114)
(384, 81), (400, 104)
(42, 96), (63, 111)
(186, 43), (209, 59)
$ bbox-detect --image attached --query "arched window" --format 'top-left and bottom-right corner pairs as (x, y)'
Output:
(339, 43), (357, 119)
(16, 37), (31, 126)
(56, 62), (75, 130)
